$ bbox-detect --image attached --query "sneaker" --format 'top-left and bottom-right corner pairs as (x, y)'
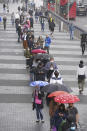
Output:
(41, 120), (44, 123)
(36, 120), (40, 123)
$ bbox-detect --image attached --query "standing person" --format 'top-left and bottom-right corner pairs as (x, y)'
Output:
(3, 3), (6, 12)
(49, 99), (59, 130)
(11, 12), (15, 26)
(44, 35), (51, 54)
(50, 19), (55, 37)
(53, 104), (67, 131)
(77, 60), (86, 94)
(17, 24), (22, 42)
(35, 10), (38, 23)
(45, 57), (58, 82)
(37, 36), (44, 49)
(81, 34), (86, 55)
(50, 70), (63, 85)
(35, 62), (45, 81)
(40, 16), (45, 31)
(69, 23), (74, 40)
(32, 86), (45, 123)
(29, 16), (33, 28)
(66, 103), (79, 128)
(22, 32), (28, 49)
(3, 15), (7, 30)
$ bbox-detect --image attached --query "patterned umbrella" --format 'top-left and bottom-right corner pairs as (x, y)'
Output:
(54, 94), (80, 103)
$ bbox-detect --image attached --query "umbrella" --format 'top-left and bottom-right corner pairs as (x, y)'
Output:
(54, 94), (80, 103)
(0, 17), (2, 22)
(48, 91), (69, 98)
(31, 49), (47, 54)
(41, 83), (72, 93)
(29, 81), (49, 87)
(34, 53), (50, 60)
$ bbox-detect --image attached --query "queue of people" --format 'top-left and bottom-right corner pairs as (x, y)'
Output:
(6, 5), (86, 131)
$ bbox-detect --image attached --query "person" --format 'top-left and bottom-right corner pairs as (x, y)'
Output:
(32, 86), (45, 123)
(17, 24), (22, 42)
(44, 35), (51, 54)
(3, 3), (6, 12)
(22, 32), (28, 49)
(40, 16), (45, 31)
(48, 16), (53, 31)
(3, 15), (7, 30)
(66, 103), (79, 128)
(45, 57), (58, 82)
(37, 36), (44, 49)
(35, 62), (45, 81)
(29, 16), (33, 28)
(53, 104), (67, 131)
(35, 10), (38, 23)
(81, 34), (86, 55)
(69, 23), (74, 40)
(49, 99), (59, 130)
(27, 37), (34, 53)
(11, 12), (15, 26)
(77, 60), (86, 94)
(50, 70), (63, 85)
(50, 19), (55, 37)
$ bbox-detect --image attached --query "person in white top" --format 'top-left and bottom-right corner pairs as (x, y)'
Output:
(50, 70), (63, 85)
(77, 60), (86, 94)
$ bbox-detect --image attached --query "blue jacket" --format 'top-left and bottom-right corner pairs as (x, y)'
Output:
(45, 37), (51, 47)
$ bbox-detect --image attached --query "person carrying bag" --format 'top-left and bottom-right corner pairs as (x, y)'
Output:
(32, 86), (45, 123)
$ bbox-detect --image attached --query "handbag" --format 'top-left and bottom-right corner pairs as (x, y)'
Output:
(35, 98), (42, 104)
(52, 126), (57, 131)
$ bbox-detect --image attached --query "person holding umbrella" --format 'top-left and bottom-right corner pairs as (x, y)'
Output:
(54, 94), (80, 131)
(32, 85), (45, 123)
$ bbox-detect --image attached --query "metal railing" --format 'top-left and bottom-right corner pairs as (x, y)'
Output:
(48, 10), (86, 40)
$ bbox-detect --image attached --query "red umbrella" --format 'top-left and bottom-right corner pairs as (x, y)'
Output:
(31, 49), (47, 54)
(54, 94), (80, 103)
(48, 91), (69, 98)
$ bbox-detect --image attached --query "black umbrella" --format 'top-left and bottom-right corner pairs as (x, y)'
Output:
(41, 83), (72, 93)
(34, 53), (51, 60)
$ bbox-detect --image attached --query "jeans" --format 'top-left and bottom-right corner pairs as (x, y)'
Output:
(70, 31), (74, 40)
(35, 104), (43, 120)
(41, 23), (44, 31)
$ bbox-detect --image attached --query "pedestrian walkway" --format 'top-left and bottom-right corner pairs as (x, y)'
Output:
(34, 21), (87, 95)
(0, 2), (87, 131)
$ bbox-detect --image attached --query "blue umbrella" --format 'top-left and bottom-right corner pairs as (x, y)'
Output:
(30, 81), (49, 87)
(0, 17), (2, 22)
